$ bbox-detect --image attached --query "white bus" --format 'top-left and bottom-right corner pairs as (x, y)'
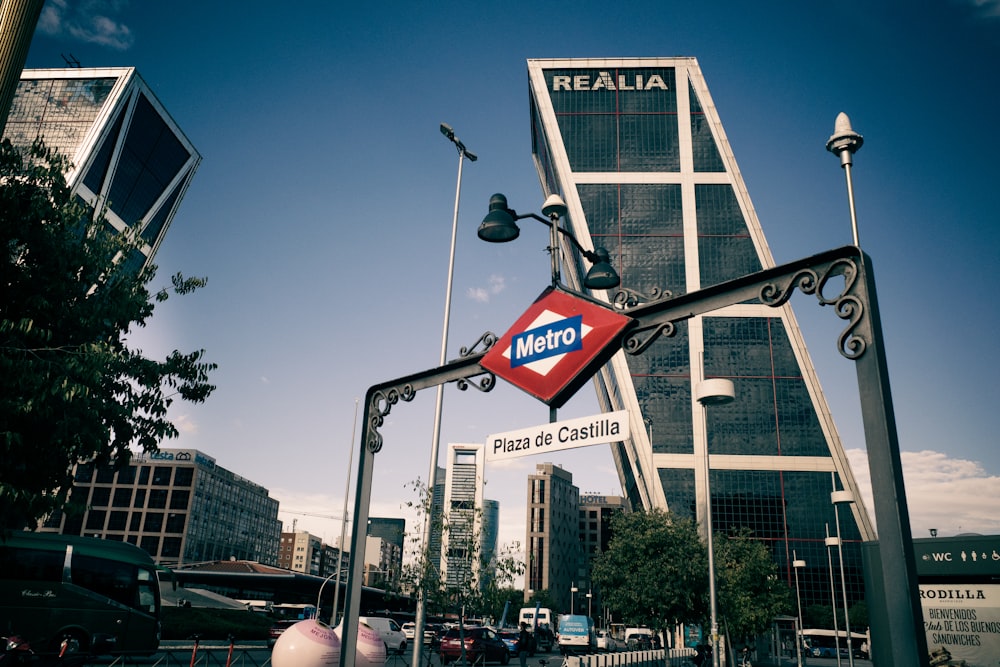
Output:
(801, 628), (867, 659)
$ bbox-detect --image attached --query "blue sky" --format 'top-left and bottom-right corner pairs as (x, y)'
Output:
(24, 0), (1000, 552)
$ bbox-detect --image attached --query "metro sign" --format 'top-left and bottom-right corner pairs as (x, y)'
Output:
(481, 287), (633, 407)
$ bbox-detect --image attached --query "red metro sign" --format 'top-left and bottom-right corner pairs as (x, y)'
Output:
(481, 287), (633, 407)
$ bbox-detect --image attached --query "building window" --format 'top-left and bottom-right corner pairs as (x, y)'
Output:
(90, 487), (111, 507)
(138, 466), (150, 484)
(144, 512), (164, 532)
(174, 467), (193, 486)
(148, 489), (168, 509)
(133, 488), (146, 508)
(85, 510), (106, 531)
(107, 511), (127, 531)
(170, 490), (190, 510)
(152, 467), (171, 486)
(113, 488), (132, 507)
(129, 513), (142, 531)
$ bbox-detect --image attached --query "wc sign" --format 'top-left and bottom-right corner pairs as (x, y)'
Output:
(481, 287), (632, 407)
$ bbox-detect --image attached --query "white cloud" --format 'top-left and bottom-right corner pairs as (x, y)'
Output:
(38, 0), (134, 51)
(467, 275), (506, 304)
(847, 448), (1000, 538)
(173, 414), (199, 435)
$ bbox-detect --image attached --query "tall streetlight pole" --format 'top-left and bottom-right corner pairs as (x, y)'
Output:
(695, 378), (736, 667)
(330, 399), (359, 626)
(570, 583), (578, 614)
(825, 524), (843, 667)
(831, 486), (856, 667)
(412, 124), (476, 667)
(792, 554), (805, 667)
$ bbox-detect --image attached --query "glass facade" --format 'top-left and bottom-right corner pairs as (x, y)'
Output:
(2, 68), (201, 271)
(527, 58), (874, 613)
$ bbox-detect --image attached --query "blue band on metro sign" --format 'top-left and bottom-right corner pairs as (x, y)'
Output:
(511, 315), (583, 367)
(481, 287), (632, 407)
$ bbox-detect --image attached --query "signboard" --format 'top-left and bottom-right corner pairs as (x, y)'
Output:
(485, 411), (629, 462)
(480, 287), (632, 407)
(921, 583), (1000, 666)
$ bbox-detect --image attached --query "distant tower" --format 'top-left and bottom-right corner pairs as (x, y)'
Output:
(525, 463), (581, 613)
(440, 444), (486, 589)
(526, 57), (875, 610)
(3, 67), (201, 271)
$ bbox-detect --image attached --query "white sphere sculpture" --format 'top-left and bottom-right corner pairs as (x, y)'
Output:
(271, 619), (341, 667)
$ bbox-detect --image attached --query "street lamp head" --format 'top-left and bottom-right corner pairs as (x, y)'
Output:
(465, 150), (478, 162)
(695, 378), (735, 406)
(583, 247), (620, 290)
(826, 112), (864, 167)
(479, 193), (520, 243)
(793, 559), (806, 569)
(831, 490), (855, 505)
(541, 194), (568, 218)
(440, 123), (455, 140)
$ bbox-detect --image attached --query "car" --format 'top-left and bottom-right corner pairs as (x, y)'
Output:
(358, 616), (407, 653)
(497, 629), (522, 654)
(402, 621), (439, 646)
(267, 619), (299, 648)
(439, 626), (510, 664)
(596, 630), (623, 652)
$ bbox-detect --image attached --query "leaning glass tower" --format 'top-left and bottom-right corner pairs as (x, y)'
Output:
(527, 57), (874, 611)
(3, 67), (201, 272)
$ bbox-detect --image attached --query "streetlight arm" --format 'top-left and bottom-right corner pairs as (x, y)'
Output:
(511, 210), (603, 264)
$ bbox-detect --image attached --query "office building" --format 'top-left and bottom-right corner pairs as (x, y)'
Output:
(526, 463), (582, 612)
(368, 517), (406, 584)
(441, 443), (498, 591)
(2, 67), (200, 272)
(526, 57), (874, 610)
(279, 531), (323, 575)
(41, 448), (281, 566)
(576, 494), (627, 616)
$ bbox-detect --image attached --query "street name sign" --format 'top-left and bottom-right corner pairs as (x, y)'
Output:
(480, 287), (632, 407)
(485, 410), (630, 462)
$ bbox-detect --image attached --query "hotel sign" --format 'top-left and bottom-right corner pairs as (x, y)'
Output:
(485, 411), (629, 462)
(480, 287), (632, 407)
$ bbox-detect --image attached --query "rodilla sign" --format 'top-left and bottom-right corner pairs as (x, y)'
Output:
(481, 287), (632, 407)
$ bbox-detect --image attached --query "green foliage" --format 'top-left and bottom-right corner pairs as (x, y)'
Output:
(591, 509), (709, 635)
(0, 138), (216, 529)
(394, 479), (524, 622)
(160, 607), (274, 640)
(714, 529), (791, 640)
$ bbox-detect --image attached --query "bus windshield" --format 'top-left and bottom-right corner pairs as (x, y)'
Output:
(0, 531), (161, 656)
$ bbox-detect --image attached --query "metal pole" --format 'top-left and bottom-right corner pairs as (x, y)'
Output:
(792, 554), (805, 667)
(331, 398), (359, 626)
(413, 126), (474, 667)
(701, 423), (720, 667)
(831, 483), (855, 667)
(825, 525), (842, 667)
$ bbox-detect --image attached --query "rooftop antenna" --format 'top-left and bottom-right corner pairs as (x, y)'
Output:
(61, 53), (81, 67)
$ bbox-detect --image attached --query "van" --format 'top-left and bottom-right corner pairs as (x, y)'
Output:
(358, 616), (407, 653)
(557, 615), (596, 655)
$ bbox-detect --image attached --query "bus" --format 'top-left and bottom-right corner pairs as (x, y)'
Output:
(800, 628), (867, 659)
(0, 531), (161, 656)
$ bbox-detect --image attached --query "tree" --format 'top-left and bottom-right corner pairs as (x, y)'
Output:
(1, 138), (216, 529)
(394, 479), (525, 624)
(714, 529), (791, 642)
(591, 509), (709, 640)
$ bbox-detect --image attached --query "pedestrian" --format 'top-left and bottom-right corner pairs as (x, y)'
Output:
(518, 623), (530, 667)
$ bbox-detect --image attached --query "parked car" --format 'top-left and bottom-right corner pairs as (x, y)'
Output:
(439, 626), (510, 664)
(596, 629), (623, 652)
(268, 619), (299, 648)
(358, 616), (407, 653)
